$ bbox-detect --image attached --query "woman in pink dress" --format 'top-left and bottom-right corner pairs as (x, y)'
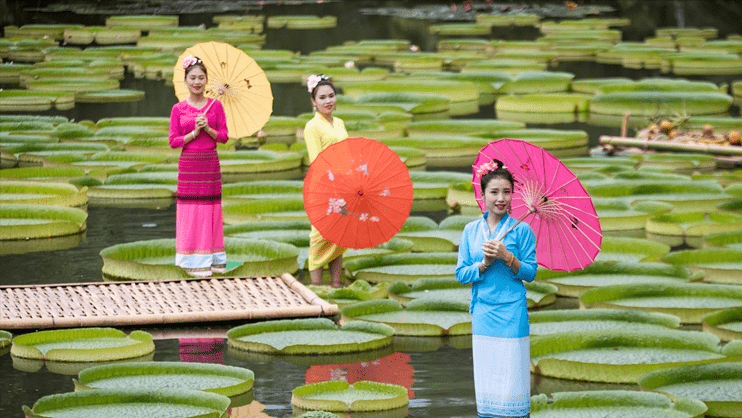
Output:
(169, 55), (229, 277)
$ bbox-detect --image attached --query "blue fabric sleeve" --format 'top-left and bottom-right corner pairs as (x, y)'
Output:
(514, 225), (537, 282)
(456, 223), (484, 285)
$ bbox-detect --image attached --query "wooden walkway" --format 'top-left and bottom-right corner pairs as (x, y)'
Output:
(0, 274), (337, 330)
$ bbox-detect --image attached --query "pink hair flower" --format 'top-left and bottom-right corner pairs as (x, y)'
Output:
(182, 55), (201, 69)
(307, 74), (328, 93)
(475, 161), (499, 178)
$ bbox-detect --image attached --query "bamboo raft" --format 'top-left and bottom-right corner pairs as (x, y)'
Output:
(0, 274), (338, 330)
(599, 135), (742, 156)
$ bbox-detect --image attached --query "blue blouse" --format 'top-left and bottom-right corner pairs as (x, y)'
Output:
(456, 212), (537, 336)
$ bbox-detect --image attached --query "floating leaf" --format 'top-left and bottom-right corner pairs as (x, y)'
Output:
(11, 328), (154, 362)
(530, 309), (680, 336)
(579, 282), (742, 323)
(531, 390), (707, 417)
(638, 363), (742, 417)
(341, 298), (471, 336)
(227, 318), (394, 355)
(292, 380), (408, 412)
(23, 388), (229, 418)
(75, 361), (253, 398)
(532, 328), (738, 383)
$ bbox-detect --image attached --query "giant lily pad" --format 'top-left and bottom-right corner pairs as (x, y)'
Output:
(339, 299), (471, 336)
(530, 309), (680, 336)
(594, 199), (673, 231)
(344, 253), (458, 283)
(646, 211), (742, 248)
(496, 94), (589, 115)
(531, 390), (707, 418)
(292, 380), (408, 413)
(309, 280), (388, 309)
(536, 261), (701, 297)
(23, 388), (230, 418)
(74, 361), (254, 399)
(11, 328), (154, 362)
(0, 181), (87, 207)
(633, 153), (717, 172)
(702, 307), (742, 342)
(586, 180), (729, 213)
(531, 328), (742, 383)
(343, 79), (479, 104)
(595, 236), (670, 262)
(227, 318), (394, 354)
(218, 150), (303, 176)
(379, 135), (488, 167)
(394, 216), (457, 252)
(404, 119), (524, 137)
(1, 330), (11, 350)
(388, 276), (557, 308)
(100, 237), (299, 281)
(595, 78), (726, 95)
(579, 282), (742, 324)
(638, 363), (742, 418)
(0, 204), (87, 240)
(472, 128), (589, 158)
(222, 197), (305, 224)
(590, 91), (733, 116)
(662, 248), (742, 285)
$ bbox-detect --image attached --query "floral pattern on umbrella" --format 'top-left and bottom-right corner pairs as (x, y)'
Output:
(303, 137), (413, 250)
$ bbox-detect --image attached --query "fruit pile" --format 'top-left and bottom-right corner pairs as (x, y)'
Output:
(636, 120), (741, 146)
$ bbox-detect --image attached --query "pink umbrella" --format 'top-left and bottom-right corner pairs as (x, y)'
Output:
(472, 138), (602, 272)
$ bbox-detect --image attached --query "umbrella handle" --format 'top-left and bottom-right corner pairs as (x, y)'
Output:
(202, 98), (216, 115)
(494, 207), (534, 241)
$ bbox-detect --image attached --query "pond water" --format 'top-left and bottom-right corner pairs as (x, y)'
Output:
(1, 1), (739, 417)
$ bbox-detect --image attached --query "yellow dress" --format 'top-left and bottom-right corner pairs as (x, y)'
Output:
(304, 112), (349, 271)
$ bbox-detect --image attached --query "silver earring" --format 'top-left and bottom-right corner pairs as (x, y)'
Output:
(313, 105), (317, 112)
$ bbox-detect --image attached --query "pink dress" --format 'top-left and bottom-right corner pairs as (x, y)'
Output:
(169, 99), (229, 274)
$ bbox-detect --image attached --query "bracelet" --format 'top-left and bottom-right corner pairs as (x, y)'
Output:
(483, 261), (491, 268)
(506, 253), (516, 268)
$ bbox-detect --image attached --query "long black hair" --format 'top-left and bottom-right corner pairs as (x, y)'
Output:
(480, 159), (516, 192)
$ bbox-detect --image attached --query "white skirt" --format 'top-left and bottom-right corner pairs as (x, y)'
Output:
(472, 334), (530, 417)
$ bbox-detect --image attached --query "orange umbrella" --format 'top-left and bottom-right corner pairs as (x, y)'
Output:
(173, 41), (272, 139)
(303, 137), (413, 249)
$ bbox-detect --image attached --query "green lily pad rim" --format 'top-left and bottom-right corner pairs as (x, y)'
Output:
(10, 328), (154, 362)
(344, 252), (458, 272)
(100, 237), (299, 281)
(530, 308), (681, 328)
(662, 247), (742, 266)
(24, 388), (230, 418)
(76, 361), (254, 397)
(639, 361), (742, 390)
(531, 390), (707, 416)
(292, 380), (408, 412)
(537, 260), (702, 281)
(227, 318), (394, 354)
(580, 282), (742, 306)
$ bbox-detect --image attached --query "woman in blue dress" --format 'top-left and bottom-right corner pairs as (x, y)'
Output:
(455, 159), (537, 418)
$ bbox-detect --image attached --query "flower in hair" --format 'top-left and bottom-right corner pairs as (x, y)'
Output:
(182, 55), (201, 69)
(476, 160), (507, 178)
(476, 161), (498, 178)
(307, 74), (328, 93)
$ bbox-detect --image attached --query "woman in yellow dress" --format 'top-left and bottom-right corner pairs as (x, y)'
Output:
(304, 74), (348, 287)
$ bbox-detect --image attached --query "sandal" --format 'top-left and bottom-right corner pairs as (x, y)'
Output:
(185, 267), (212, 277)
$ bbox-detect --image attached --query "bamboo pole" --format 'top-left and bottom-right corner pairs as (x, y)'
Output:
(599, 136), (742, 156)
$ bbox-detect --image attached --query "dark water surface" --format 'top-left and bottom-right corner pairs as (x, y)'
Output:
(2, 1), (740, 417)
